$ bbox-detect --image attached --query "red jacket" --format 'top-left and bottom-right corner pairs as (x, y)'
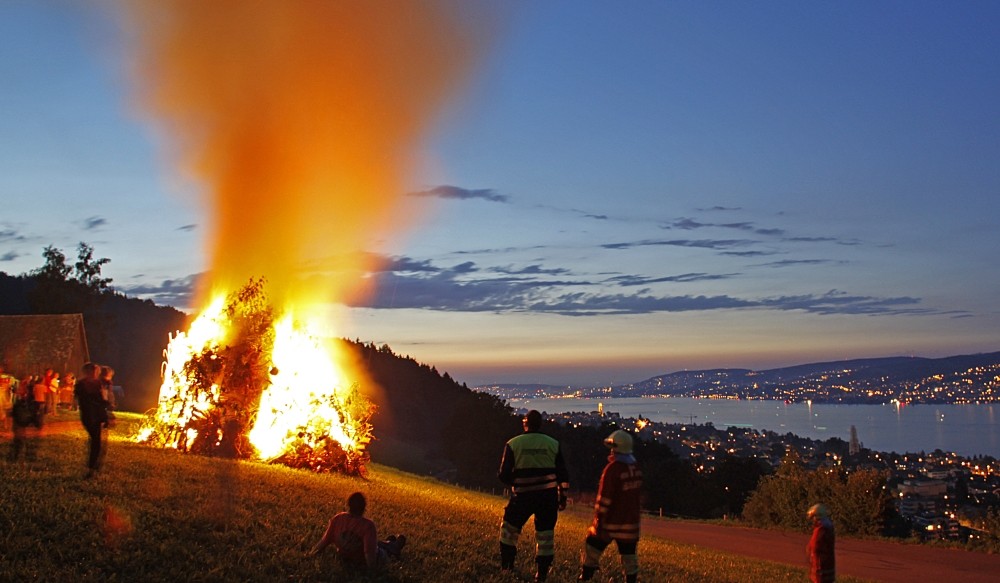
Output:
(807, 517), (835, 583)
(592, 455), (642, 542)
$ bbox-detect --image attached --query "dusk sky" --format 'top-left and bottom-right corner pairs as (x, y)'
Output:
(2, 2), (998, 387)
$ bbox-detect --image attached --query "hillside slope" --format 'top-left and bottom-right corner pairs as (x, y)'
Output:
(0, 422), (843, 583)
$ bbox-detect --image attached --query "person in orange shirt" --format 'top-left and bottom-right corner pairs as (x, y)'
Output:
(32, 371), (51, 425)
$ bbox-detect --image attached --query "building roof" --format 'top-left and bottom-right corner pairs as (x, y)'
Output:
(0, 314), (90, 377)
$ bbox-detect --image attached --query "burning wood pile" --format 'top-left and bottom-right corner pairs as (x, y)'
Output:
(136, 279), (374, 475)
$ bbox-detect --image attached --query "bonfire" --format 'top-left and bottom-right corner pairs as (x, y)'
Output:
(136, 279), (374, 475)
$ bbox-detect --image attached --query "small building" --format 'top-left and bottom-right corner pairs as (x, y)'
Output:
(897, 479), (947, 498)
(0, 314), (90, 377)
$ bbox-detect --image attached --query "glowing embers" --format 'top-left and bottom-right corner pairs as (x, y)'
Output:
(136, 280), (373, 475)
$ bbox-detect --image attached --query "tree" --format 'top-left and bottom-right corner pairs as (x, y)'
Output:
(35, 245), (72, 281)
(28, 245), (87, 314)
(74, 242), (112, 292)
(709, 456), (773, 517)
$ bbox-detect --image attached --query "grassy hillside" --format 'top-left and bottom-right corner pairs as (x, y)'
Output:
(0, 415), (869, 582)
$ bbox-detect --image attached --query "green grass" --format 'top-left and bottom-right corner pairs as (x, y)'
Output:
(1, 414), (871, 582)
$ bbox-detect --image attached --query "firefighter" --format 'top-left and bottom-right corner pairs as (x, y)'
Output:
(578, 429), (643, 583)
(498, 410), (570, 582)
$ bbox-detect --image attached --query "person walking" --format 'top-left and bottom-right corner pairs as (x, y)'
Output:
(74, 362), (111, 478)
(807, 503), (836, 583)
(578, 429), (643, 583)
(498, 410), (570, 582)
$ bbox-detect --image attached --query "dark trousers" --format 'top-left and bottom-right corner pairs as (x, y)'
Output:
(84, 422), (103, 470)
(9, 426), (36, 461)
(585, 534), (638, 556)
(503, 490), (559, 533)
(500, 490), (559, 569)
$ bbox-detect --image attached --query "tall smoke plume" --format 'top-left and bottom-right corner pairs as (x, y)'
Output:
(120, 1), (483, 314)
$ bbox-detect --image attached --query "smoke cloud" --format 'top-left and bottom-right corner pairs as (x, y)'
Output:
(120, 1), (486, 315)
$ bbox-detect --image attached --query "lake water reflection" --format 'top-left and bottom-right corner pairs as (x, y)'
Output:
(511, 396), (1000, 458)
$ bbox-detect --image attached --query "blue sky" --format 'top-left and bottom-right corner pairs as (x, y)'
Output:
(2, 2), (998, 386)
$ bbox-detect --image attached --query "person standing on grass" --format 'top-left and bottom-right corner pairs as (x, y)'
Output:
(100, 366), (117, 411)
(0, 364), (16, 432)
(32, 372), (50, 422)
(578, 429), (643, 583)
(807, 503), (836, 583)
(60, 372), (76, 411)
(8, 380), (35, 461)
(498, 409), (570, 582)
(74, 362), (111, 478)
(45, 371), (60, 417)
(308, 491), (405, 568)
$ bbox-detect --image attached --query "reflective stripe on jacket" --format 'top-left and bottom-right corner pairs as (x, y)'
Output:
(498, 431), (569, 494)
(593, 458), (642, 541)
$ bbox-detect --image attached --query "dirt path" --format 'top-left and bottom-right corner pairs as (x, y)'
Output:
(642, 517), (1000, 583)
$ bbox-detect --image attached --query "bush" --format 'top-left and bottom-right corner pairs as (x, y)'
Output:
(742, 448), (895, 536)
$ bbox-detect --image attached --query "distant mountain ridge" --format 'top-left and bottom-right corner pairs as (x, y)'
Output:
(477, 351), (1000, 404)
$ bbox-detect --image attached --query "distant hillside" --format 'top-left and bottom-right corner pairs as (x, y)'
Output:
(342, 340), (521, 487)
(478, 352), (1000, 404)
(619, 353), (1000, 403)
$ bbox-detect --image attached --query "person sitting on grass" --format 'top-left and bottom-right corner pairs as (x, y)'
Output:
(308, 491), (405, 569)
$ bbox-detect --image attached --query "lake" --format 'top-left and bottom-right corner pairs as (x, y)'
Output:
(510, 396), (1000, 458)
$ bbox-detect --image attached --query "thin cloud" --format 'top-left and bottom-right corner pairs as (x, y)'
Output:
(453, 245), (549, 256)
(122, 273), (202, 309)
(608, 272), (739, 286)
(1, 251), (19, 262)
(378, 255), (440, 273)
(492, 264), (570, 276)
(602, 239), (756, 251)
(782, 236), (839, 243)
(0, 226), (27, 242)
(666, 218), (786, 237)
(720, 250), (779, 257)
(759, 290), (925, 316)
(697, 206), (742, 212)
(177, 224), (197, 232)
(669, 218), (710, 230)
(717, 222), (756, 231)
(758, 259), (845, 268)
(410, 185), (509, 203)
(82, 216), (107, 231)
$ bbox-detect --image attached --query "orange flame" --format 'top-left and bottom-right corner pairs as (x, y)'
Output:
(122, 1), (487, 463)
